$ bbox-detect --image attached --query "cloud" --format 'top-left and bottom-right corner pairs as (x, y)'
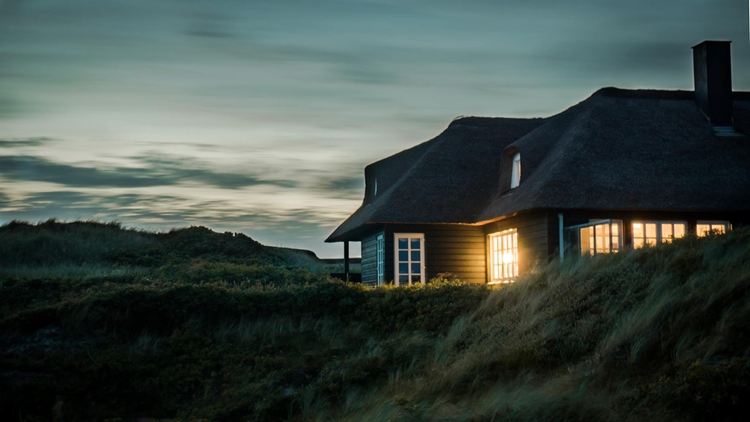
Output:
(0, 155), (297, 189)
(0, 137), (54, 148)
(315, 176), (364, 199)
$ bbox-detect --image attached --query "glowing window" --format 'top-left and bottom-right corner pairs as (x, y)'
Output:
(696, 221), (730, 237)
(510, 153), (521, 189)
(488, 229), (518, 283)
(376, 234), (385, 286)
(632, 221), (686, 248)
(394, 233), (424, 286)
(579, 220), (622, 255)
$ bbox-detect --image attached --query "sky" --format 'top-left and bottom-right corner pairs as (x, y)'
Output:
(1, 0), (749, 257)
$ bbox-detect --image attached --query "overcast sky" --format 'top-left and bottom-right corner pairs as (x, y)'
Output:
(0, 0), (748, 257)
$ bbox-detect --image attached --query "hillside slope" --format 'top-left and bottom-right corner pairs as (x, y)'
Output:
(1, 228), (749, 421)
(0, 219), (346, 278)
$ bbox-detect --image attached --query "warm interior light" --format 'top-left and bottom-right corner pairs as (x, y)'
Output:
(489, 229), (518, 283)
(697, 223), (728, 237)
(580, 220), (621, 256)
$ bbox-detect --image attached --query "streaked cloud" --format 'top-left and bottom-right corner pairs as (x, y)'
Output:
(0, 137), (54, 148)
(0, 155), (297, 189)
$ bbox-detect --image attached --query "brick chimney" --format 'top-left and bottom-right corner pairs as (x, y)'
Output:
(692, 41), (733, 126)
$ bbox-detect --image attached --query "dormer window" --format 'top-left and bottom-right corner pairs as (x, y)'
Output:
(510, 152), (521, 189)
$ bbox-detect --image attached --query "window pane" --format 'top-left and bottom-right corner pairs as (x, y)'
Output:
(489, 229), (518, 282)
(696, 224), (709, 237)
(662, 224), (673, 242)
(399, 263), (408, 274)
(712, 224), (726, 234)
(411, 263), (420, 274)
(410, 239), (420, 249)
(398, 238), (408, 250)
(645, 224), (657, 239)
(411, 250), (420, 261)
(612, 223), (620, 251)
(632, 223), (643, 238)
(674, 224), (685, 239)
(634, 238), (644, 249)
(399, 251), (408, 262)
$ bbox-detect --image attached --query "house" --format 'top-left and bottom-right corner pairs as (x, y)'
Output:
(326, 41), (750, 286)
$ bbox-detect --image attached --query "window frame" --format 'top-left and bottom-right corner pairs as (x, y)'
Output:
(376, 233), (385, 286)
(487, 228), (519, 284)
(510, 152), (521, 189)
(631, 220), (688, 248)
(696, 220), (731, 237)
(567, 219), (623, 256)
(393, 233), (425, 286)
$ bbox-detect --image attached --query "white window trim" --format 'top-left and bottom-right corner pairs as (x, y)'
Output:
(510, 152), (521, 189)
(487, 228), (518, 284)
(393, 233), (425, 286)
(376, 233), (385, 286)
(632, 220), (688, 247)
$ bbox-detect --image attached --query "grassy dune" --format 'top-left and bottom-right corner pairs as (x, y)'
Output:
(1, 224), (749, 421)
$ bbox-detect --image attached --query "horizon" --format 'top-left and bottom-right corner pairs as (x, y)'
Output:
(1, 0), (749, 257)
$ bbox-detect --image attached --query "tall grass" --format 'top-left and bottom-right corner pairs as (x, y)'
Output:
(1, 229), (749, 421)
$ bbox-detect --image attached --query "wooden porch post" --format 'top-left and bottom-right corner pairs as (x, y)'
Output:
(344, 241), (350, 281)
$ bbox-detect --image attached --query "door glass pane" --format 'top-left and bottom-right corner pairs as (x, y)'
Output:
(399, 251), (408, 261)
(399, 275), (409, 283)
(411, 275), (421, 284)
(398, 238), (408, 250)
(410, 239), (420, 249)
(580, 227), (592, 255)
(399, 263), (408, 274)
(596, 224), (609, 253)
(411, 250), (420, 261)
(411, 263), (420, 274)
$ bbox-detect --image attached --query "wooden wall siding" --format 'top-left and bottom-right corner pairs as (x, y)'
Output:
(383, 224), (487, 284)
(482, 211), (550, 277)
(360, 231), (381, 285)
(551, 210), (750, 256)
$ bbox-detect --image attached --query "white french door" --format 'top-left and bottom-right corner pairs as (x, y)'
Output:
(393, 233), (425, 286)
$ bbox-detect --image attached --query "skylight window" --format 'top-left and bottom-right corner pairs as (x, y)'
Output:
(510, 152), (521, 189)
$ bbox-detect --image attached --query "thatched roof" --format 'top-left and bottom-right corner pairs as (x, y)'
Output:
(327, 88), (750, 242)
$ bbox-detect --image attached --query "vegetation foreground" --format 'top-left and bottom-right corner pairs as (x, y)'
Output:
(1, 222), (750, 421)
